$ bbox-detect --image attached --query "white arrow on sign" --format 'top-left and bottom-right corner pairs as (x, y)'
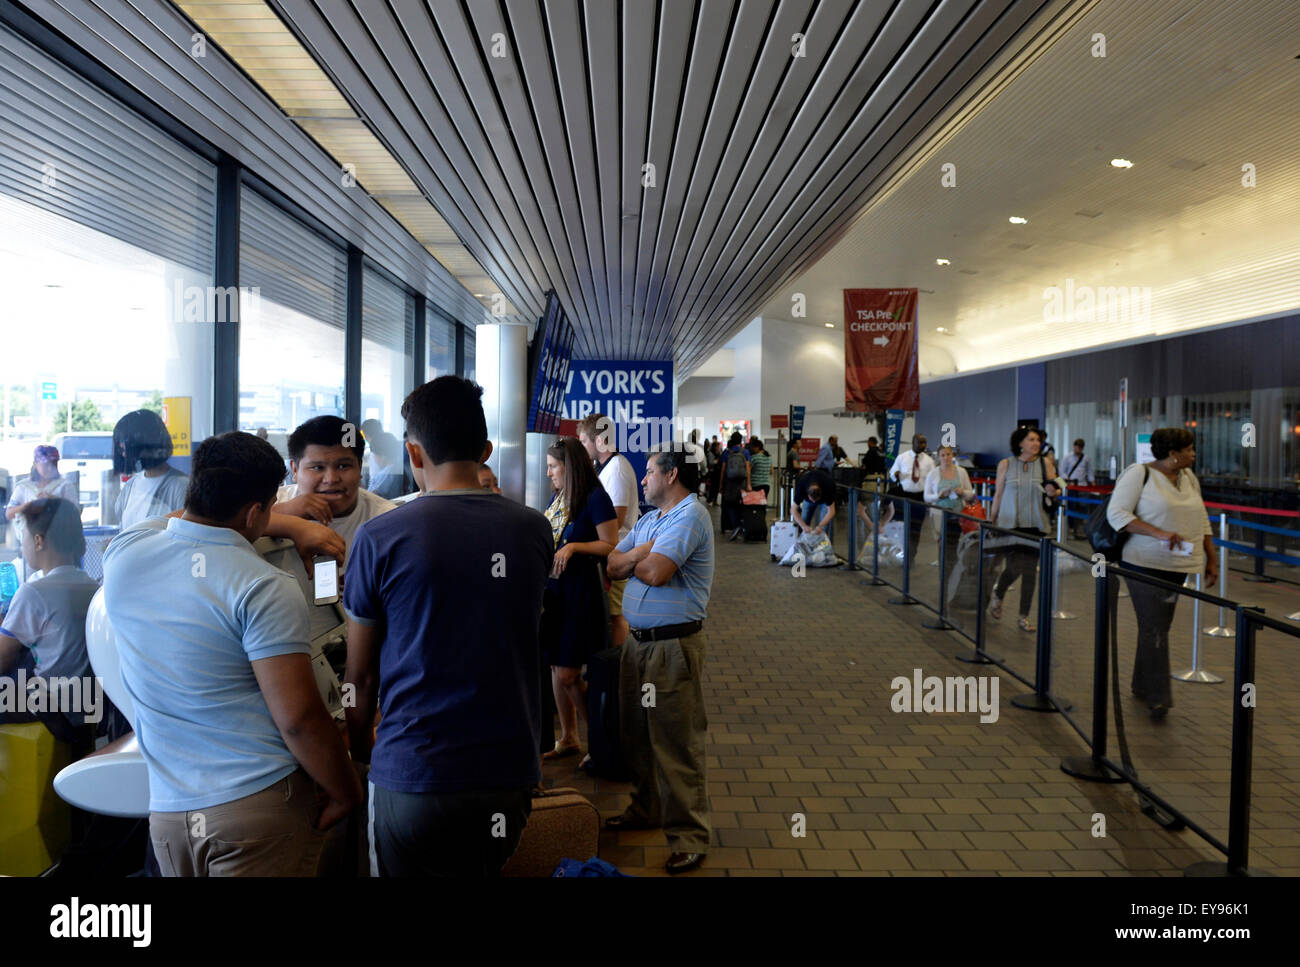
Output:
(872, 335), (889, 347)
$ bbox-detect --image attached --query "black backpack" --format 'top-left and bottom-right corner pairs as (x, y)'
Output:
(725, 447), (747, 482)
(1087, 465), (1148, 561)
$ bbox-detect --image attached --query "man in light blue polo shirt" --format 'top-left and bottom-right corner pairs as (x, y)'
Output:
(104, 431), (361, 877)
(606, 442), (714, 875)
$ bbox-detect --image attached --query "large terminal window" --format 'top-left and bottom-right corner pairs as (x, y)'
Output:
(0, 24), (215, 526)
(360, 265), (414, 496)
(427, 313), (456, 381)
(238, 189), (347, 448)
(463, 328), (477, 383)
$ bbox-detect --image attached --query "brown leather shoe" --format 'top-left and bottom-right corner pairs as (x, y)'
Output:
(604, 813), (656, 832)
(665, 851), (705, 874)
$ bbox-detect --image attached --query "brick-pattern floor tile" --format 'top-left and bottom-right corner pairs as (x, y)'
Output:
(533, 506), (1264, 877)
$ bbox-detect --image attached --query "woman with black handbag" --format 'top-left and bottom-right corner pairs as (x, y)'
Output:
(987, 426), (1062, 632)
(1106, 427), (1215, 720)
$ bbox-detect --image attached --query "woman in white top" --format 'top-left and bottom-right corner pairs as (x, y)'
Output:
(5, 444), (79, 546)
(924, 445), (972, 561)
(112, 410), (189, 529)
(1106, 427), (1215, 719)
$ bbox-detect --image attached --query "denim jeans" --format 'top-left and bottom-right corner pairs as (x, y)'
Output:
(800, 500), (833, 543)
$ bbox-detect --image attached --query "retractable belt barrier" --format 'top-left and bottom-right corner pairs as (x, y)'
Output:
(832, 481), (1300, 875)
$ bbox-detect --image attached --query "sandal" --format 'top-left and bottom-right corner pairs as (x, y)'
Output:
(1018, 616), (1035, 633)
(987, 595), (1003, 620)
(541, 742), (581, 761)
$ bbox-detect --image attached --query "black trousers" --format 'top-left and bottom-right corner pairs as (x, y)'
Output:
(1124, 564), (1184, 709)
(992, 528), (1044, 618)
(370, 784), (533, 877)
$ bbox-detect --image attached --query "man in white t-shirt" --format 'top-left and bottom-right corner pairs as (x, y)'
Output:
(273, 416), (396, 567)
(578, 413), (640, 648)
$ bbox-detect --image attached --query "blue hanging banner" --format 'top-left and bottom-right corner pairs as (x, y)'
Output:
(789, 405), (806, 441)
(561, 361), (674, 503)
(884, 409), (905, 460)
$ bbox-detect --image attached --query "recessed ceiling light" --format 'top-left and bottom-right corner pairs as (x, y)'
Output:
(824, 323), (834, 328)
(1110, 158), (1133, 168)
(1008, 216), (1027, 225)
(935, 258), (950, 266)
(474, 293), (485, 297)
(936, 327), (948, 333)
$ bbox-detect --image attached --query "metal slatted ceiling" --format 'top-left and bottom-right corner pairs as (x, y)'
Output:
(258, 0), (1052, 371)
(759, 0), (1300, 377)
(241, 187), (347, 328)
(0, 23), (215, 273)
(21, 0), (495, 326)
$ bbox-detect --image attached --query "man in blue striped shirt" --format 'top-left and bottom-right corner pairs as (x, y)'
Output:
(606, 443), (714, 874)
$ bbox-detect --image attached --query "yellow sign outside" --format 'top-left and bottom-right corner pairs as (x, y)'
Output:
(162, 396), (192, 457)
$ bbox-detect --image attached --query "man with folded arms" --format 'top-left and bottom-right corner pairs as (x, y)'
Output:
(606, 443), (714, 874)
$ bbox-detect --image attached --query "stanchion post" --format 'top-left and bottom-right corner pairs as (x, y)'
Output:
(1243, 524), (1276, 583)
(1173, 572), (1224, 684)
(844, 486), (859, 571)
(870, 489), (885, 586)
(1227, 608), (1259, 874)
(922, 508), (952, 630)
(1205, 514), (1235, 637)
(1060, 568), (1124, 781)
(889, 498), (920, 605)
(1051, 503), (1078, 620)
(1012, 536), (1067, 711)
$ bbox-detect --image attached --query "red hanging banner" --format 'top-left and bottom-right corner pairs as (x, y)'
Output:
(843, 288), (920, 411)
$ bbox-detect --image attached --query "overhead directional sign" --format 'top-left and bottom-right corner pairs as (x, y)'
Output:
(844, 289), (919, 411)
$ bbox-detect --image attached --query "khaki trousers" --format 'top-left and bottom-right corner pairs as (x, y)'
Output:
(150, 768), (344, 877)
(619, 630), (711, 852)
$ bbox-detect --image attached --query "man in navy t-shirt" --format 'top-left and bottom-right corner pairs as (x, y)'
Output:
(343, 376), (553, 877)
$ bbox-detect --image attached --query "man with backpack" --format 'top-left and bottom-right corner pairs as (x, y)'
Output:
(719, 432), (751, 539)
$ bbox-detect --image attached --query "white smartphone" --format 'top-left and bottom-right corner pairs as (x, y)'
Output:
(313, 555), (340, 605)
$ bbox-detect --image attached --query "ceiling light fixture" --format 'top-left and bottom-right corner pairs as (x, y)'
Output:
(824, 323), (834, 328)
(936, 327), (948, 333)
(1008, 216), (1027, 225)
(935, 258), (950, 266)
(1111, 158), (1133, 168)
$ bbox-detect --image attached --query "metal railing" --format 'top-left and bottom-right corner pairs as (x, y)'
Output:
(832, 479), (1299, 876)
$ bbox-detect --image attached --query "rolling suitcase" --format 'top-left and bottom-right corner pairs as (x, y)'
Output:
(769, 520), (798, 561)
(501, 787), (600, 877)
(583, 646), (631, 781)
(742, 505), (767, 542)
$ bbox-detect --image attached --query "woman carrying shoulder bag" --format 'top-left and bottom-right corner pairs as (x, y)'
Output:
(988, 426), (1063, 633)
(1106, 427), (1215, 720)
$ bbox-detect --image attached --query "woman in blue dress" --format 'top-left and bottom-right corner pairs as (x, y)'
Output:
(540, 437), (618, 761)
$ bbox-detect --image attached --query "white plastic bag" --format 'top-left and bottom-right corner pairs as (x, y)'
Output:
(779, 531), (837, 567)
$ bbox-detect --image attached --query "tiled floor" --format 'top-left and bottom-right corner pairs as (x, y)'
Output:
(541, 500), (1300, 877)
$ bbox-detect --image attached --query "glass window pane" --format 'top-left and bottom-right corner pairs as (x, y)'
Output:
(427, 313), (456, 380)
(0, 24), (214, 530)
(464, 328), (476, 383)
(238, 190), (346, 445)
(361, 265), (413, 498)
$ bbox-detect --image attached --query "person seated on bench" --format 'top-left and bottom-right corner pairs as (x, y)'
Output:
(0, 498), (99, 747)
(792, 468), (836, 544)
